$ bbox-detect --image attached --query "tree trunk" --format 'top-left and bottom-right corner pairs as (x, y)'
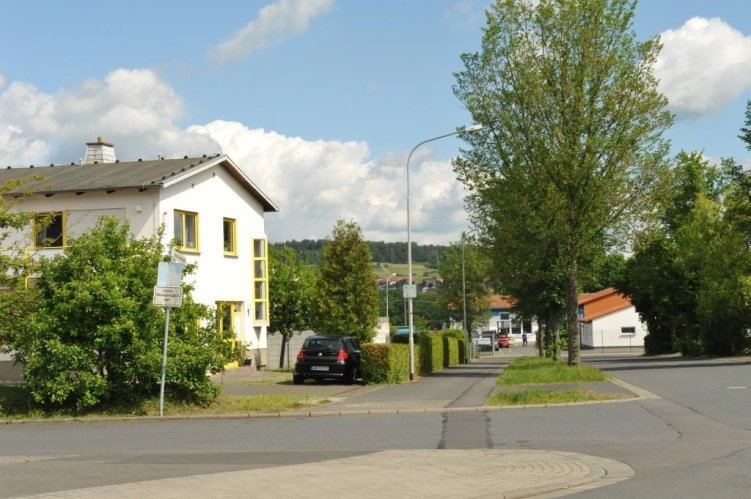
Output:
(565, 268), (581, 366)
(279, 332), (288, 369)
(536, 318), (544, 357)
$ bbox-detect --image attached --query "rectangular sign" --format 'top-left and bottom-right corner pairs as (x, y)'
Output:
(402, 284), (417, 299)
(157, 262), (184, 287)
(153, 286), (183, 307)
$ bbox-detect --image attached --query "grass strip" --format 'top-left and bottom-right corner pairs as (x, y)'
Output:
(498, 356), (606, 385)
(488, 389), (627, 406)
(0, 385), (327, 419)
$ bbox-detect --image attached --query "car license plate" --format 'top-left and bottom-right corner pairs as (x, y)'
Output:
(311, 366), (329, 371)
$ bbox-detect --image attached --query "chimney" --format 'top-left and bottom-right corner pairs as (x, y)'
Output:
(82, 136), (116, 164)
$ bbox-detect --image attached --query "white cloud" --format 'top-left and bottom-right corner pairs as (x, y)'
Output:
(0, 69), (219, 165)
(208, 0), (335, 64)
(190, 120), (469, 244)
(0, 69), (467, 244)
(656, 17), (751, 117)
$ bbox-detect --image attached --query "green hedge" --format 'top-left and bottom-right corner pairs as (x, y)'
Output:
(361, 343), (414, 384)
(361, 330), (467, 384)
(441, 329), (466, 365)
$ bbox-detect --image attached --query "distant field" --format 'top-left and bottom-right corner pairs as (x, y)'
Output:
(373, 262), (439, 281)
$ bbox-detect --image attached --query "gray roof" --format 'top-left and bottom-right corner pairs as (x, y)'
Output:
(0, 154), (278, 212)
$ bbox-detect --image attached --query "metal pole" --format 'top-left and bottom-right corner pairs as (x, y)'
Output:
(462, 232), (469, 362)
(406, 125), (483, 381)
(159, 307), (170, 417)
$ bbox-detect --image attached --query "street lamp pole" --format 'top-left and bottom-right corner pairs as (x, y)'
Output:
(385, 272), (396, 326)
(461, 232), (469, 363)
(461, 228), (479, 363)
(406, 124), (483, 381)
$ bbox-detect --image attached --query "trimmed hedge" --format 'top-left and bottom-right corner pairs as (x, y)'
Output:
(360, 330), (468, 384)
(361, 343), (414, 384)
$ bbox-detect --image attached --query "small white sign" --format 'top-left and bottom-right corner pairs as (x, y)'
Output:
(157, 262), (184, 287)
(402, 284), (417, 299)
(153, 286), (183, 307)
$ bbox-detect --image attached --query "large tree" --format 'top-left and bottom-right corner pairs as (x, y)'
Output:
(269, 245), (316, 368)
(453, 0), (673, 364)
(314, 219), (379, 343)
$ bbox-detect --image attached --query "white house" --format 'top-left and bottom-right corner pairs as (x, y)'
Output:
(0, 138), (278, 367)
(476, 294), (537, 346)
(579, 288), (646, 349)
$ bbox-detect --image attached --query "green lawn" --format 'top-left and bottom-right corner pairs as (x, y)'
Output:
(0, 385), (327, 419)
(488, 356), (629, 406)
(497, 356), (606, 385)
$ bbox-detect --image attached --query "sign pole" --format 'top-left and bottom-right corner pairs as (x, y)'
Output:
(159, 307), (171, 417)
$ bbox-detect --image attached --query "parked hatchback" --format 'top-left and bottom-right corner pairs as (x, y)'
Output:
(293, 335), (361, 385)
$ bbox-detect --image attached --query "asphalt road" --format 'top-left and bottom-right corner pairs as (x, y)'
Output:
(2, 352), (751, 497)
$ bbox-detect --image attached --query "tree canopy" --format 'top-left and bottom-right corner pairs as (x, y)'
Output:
(314, 219), (380, 343)
(453, 0), (673, 364)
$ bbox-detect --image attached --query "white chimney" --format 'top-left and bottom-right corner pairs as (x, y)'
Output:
(83, 136), (116, 164)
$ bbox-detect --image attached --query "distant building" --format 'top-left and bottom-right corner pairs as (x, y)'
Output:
(579, 288), (646, 349)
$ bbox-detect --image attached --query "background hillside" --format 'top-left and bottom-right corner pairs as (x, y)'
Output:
(272, 240), (448, 268)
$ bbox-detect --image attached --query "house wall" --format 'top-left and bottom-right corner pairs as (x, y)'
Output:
(160, 165), (269, 366)
(580, 306), (646, 348)
(4, 162), (271, 367)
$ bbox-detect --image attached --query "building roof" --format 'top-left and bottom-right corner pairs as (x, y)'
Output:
(578, 287), (632, 322)
(0, 154), (279, 212)
(487, 294), (516, 309)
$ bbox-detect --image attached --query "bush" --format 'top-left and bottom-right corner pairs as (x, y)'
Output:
(8, 217), (230, 413)
(361, 343), (411, 384)
(441, 329), (464, 366)
(418, 333), (443, 375)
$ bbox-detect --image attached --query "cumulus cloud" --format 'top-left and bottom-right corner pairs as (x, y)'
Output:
(0, 69), (219, 165)
(0, 69), (466, 244)
(190, 120), (469, 243)
(208, 0), (335, 64)
(656, 17), (751, 117)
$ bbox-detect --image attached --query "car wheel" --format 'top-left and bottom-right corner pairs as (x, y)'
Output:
(293, 374), (304, 385)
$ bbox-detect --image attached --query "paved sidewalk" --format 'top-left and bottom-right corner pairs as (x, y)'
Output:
(13, 449), (634, 499)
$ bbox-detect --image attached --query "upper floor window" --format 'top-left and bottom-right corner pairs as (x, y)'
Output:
(174, 210), (198, 251)
(223, 218), (237, 255)
(34, 212), (65, 248)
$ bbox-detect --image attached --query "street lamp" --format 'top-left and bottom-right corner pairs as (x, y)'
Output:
(385, 272), (396, 326)
(461, 229), (478, 363)
(405, 124), (484, 381)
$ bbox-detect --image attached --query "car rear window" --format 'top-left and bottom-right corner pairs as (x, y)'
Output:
(303, 338), (342, 350)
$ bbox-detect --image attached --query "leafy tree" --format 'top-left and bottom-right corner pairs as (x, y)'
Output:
(3, 217), (230, 412)
(618, 152), (751, 356)
(438, 236), (492, 338)
(269, 245), (316, 368)
(453, 0), (673, 364)
(314, 219), (379, 343)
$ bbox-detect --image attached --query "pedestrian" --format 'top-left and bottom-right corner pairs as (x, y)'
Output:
(522, 331), (528, 347)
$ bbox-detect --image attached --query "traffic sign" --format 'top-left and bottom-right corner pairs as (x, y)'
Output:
(153, 286), (183, 307)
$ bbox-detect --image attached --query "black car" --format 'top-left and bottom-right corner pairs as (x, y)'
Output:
(293, 335), (361, 385)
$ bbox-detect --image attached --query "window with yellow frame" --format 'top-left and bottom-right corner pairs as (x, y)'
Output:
(223, 218), (237, 255)
(34, 212), (66, 248)
(174, 210), (199, 251)
(252, 238), (269, 322)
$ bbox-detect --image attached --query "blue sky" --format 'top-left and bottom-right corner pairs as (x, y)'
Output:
(1, 0), (750, 244)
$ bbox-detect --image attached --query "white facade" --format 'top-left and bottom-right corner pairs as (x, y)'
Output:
(4, 154), (275, 366)
(580, 306), (646, 349)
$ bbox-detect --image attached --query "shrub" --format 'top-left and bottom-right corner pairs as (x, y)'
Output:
(9, 217), (230, 413)
(361, 343), (411, 384)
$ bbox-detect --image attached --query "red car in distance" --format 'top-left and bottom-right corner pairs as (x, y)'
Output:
(497, 334), (510, 348)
